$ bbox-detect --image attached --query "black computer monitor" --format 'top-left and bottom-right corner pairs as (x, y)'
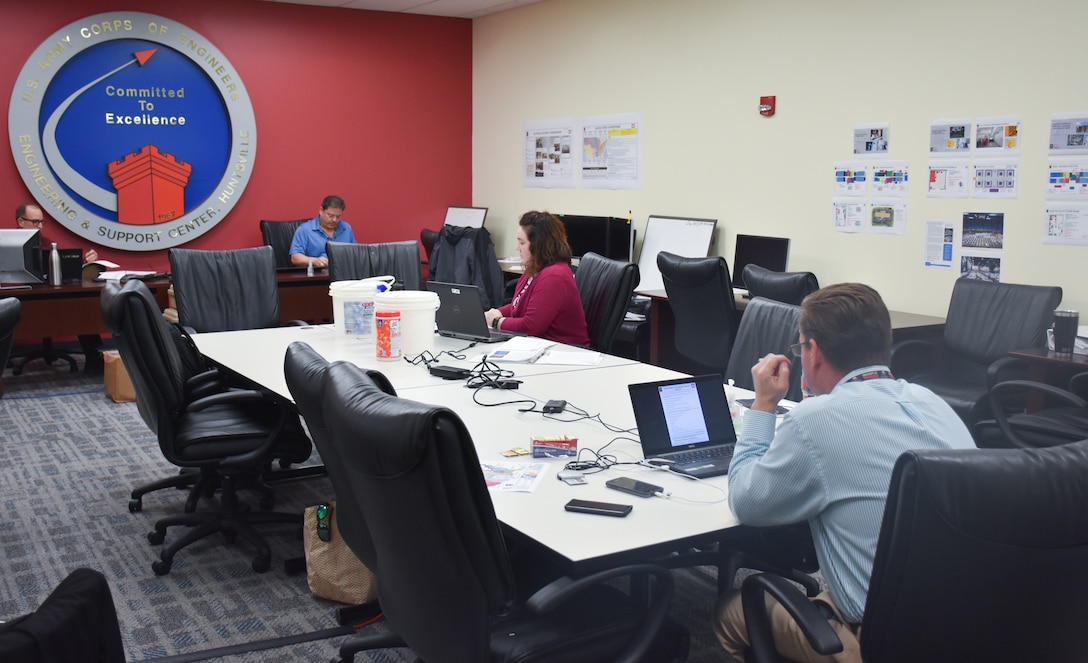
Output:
(0, 228), (45, 284)
(558, 214), (633, 262)
(733, 234), (790, 289)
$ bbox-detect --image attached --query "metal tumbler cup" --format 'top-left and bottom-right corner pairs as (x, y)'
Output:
(1052, 309), (1079, 354)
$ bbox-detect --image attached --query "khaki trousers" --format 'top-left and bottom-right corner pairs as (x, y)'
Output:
(714, 588), (862, 663)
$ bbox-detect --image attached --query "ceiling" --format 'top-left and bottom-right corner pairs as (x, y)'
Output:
(258, 0), (544, 19)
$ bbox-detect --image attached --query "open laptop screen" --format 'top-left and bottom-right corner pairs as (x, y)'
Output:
(628, 374), (736, 455)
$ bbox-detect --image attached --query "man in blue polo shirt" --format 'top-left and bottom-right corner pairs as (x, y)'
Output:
(289, 194), (355, 268)
(715, 282), (975, 662)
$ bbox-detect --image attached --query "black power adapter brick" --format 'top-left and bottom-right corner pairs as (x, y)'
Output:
(543, 399), (567, 414)
(429, 365), (470, 380)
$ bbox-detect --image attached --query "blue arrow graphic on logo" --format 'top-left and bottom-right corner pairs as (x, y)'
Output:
(42, 49), (157, 213)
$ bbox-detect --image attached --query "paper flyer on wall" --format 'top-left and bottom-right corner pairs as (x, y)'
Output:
(971, 159), (1019, 199)
(833, 161), (868, 196)
(869, 199), (907, 235)
(927, 160), (970, 199)
(580, 112), (642, 190)
(833, 198), (865, 233)
(924, 220), (955, 269)
(960, 212), (1004, 282)
(929, 119), (972, 156)
(522, 118), (576, 188)
(871, 161), (909, 197)
(1044, 204), (1088, 245)
(974, 115), (1021, 156)
(1046, 158), (1088, 199)
(1048, 112), (1088, 155)
(853, 122), (889, 155)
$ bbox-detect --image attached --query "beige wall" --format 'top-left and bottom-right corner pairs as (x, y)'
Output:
(472, 0), (1086, 317)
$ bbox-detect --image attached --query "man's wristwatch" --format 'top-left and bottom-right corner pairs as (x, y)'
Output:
(492, 316), (503, 330)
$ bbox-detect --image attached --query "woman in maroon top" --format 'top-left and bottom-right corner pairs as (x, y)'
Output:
(484, 211), (590, 346)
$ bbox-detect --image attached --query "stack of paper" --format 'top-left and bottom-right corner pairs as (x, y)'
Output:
(486, 336), (555, 363)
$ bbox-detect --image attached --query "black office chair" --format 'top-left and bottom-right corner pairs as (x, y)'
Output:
(0, 297), (21, 397)
(741, 264), (819, 306)
(973, 372), (1088, 448)
(169, 246), (300, 332)
(657, 251), (739, 374)
(428, 224), (505, 308)
(259, 218), (308, 270)
(326, 240), (422, 290)
(890, 278), (1062, 427)
(100, 279), (310, 574)
(740, 440), (1088, 663)
(320, 358), (686, 663)
(0, 568), (125, 663)
(726, 297), (804, 402)
(574, 252), (639, 353)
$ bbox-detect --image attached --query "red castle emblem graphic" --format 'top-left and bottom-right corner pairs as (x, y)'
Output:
(107, 144), (192, 225)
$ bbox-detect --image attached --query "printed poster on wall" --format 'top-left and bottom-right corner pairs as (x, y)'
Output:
(853, 122), (889, 155)
(1044, 204), (1088, 245)
(929, 119), (972, 156)
(960, 211), (1004, 282)
(869, 199), (907, 235)
(833, 198), (866, 233)
(871, 161), (909, 197)
(580, 112), (642, 190)
(924, 219), (955, 269)
(833, 161), (868, 196)
(974, 115), (1021, 156)
(1048, 112), (1088, 155)
(522, 119), (575, 188)
(927, 160), (970, 199)
(971, 159), (1019, 199)
(1046, 158), (1088, 199)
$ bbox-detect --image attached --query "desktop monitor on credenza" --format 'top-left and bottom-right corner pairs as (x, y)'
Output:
(558, 214), (633, 262)
(0, 228), (45, 284)
(733, 234), (790, 289)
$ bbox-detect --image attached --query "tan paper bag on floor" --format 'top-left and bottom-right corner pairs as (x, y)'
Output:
(103, 351), (136, 403)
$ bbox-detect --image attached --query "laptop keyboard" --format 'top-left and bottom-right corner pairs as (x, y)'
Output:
(668, 444), (735, 466)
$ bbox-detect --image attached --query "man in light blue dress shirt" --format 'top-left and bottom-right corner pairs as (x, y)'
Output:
(715, 283), (975, 662)
(288, 194), (355, 268)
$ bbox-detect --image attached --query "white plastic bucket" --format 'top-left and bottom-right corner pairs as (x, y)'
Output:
(374, 290), (440, 357)
(329, 276), (395, 340)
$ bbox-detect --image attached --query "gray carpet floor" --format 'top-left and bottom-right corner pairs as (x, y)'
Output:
(0, 360), (732, 662)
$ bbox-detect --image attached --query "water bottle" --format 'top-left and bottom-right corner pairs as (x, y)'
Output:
(307, 259), (315, 277)
(49, 242), (62, 285)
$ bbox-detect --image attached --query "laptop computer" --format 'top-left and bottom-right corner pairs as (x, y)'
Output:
(628, 374), (738, 478)
(427, 281), (515, 343)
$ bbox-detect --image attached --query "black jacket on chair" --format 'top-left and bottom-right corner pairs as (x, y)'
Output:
(428, 224), (504, 309)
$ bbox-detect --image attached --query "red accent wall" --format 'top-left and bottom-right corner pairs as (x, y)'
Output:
(1, 0), (473, 271)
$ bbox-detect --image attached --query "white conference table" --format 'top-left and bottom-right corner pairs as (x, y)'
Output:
(193, 324), (637, 402)
(192, 325), (742, 570)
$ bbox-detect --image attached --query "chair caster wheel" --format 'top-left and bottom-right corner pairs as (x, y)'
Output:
(148, 530), (166, 545)
(129, 498), (142, 512)
(252, 556), (271, 573)
(152, 560), (172, 575)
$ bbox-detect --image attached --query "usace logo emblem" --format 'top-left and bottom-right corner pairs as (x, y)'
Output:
(7, 12), (256, 251)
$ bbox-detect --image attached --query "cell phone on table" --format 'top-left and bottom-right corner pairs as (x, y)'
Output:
(605, 477), (663, 498)
(564, 499), (632, 517)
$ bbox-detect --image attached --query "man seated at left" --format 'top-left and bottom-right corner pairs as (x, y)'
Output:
(15, 203), (104, 373)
